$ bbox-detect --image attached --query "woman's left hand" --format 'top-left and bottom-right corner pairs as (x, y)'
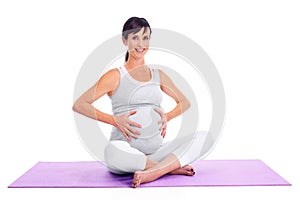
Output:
(154, 108), (167, 138)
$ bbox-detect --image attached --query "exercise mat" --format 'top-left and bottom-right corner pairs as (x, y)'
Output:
(8, 160), (291, 188)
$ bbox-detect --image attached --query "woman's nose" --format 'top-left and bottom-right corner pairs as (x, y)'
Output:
(137, 39), (144, 47)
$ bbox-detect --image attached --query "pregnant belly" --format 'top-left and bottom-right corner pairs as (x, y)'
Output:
(128, 107), (163, 154)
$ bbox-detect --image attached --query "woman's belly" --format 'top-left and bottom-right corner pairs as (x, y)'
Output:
(128, 106), (163, 154)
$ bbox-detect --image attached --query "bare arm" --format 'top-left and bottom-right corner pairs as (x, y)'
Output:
(159, 69), (191, 122)
(72, 69), (119, 126)
(72, 69), (141, 141)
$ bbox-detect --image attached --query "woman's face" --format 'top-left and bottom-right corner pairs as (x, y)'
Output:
(123, 27), (151, 60)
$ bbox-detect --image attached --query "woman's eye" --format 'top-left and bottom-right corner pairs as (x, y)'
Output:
(132, 36), (138, 40)
(143, 36), (149, 40)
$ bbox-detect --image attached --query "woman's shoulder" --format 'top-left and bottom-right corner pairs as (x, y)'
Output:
(156, 68), (174, 85)
(104, 68), (120, 77)
(99, 68), (120, 83)
(156, 68), (168, 79)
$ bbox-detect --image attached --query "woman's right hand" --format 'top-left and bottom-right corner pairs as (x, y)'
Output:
(113, 111), (142, 142)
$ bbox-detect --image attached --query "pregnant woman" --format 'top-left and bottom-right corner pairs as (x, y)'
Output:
(72, 17), (207, 188)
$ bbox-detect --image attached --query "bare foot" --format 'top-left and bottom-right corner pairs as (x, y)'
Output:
(132, 165), (195, 188)
(132, 155), (190, 188)
(132, 170), (160, 188)
(132, 171), (143, 188)
(170, 165), (195, 176)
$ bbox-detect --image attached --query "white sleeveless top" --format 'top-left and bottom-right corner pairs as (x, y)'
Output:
(109, 65), (164, 154)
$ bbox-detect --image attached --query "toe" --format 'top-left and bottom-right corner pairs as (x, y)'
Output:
(186, 170), (195, 176)
(183, 165), (194, 172)
(132, 172), (142, 188)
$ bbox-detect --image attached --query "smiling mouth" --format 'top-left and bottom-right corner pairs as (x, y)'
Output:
(135, 48), (146, 53)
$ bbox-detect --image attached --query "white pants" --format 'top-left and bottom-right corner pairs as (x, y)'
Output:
(104, 131), (208, 174)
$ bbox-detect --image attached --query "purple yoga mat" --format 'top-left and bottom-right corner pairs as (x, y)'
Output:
(8, 160), (291, 188)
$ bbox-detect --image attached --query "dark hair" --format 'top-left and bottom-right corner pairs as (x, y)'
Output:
(122, 17), (152, 62)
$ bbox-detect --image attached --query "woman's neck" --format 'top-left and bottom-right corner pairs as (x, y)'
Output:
(125, 57), (145, 70)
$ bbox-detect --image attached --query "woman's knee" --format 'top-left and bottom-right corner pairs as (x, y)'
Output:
(173, 131), (209, 166)
(104, 140), (147, 173)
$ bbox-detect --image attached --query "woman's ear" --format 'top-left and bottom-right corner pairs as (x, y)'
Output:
(122, 36), (127, 45)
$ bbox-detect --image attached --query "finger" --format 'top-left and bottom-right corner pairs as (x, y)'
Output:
(128, 111), (137, 116)
(162, 128), (167, 137)
(120, 129), (131, 142)
(127, 125), (140, 135)
(129, 120), (142, 128)
(124, 127), (139, 139)
(125, 135), (131, 142)
(159, 121), (167, 130)
(157, 119), (164, 124)
(154, 108), (163, 116)
(161, 129), (166, 138)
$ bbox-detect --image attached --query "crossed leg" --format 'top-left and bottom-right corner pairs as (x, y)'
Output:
(132, 154), (182, 188)
(145, 156), (195, 176)
(104, 131), (208, 188)
(132, 131), (208, 188)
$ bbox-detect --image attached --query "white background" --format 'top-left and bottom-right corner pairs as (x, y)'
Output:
(1, 0), (300, 199)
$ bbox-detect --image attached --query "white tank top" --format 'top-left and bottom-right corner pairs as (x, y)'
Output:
(109, 65), (164, 154)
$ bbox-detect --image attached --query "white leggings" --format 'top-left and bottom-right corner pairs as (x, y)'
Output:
(104, 131), (208, 174)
